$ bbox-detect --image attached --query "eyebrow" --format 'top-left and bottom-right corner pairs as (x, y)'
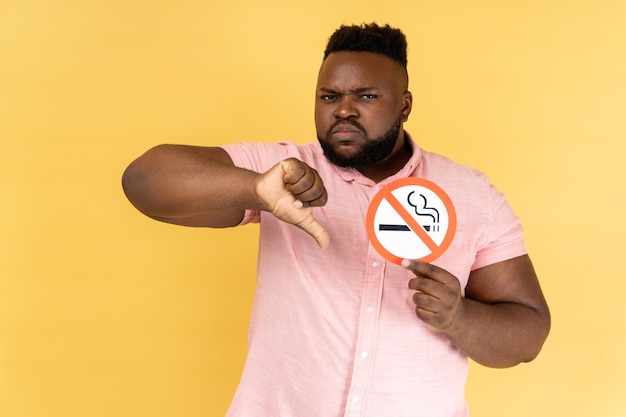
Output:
(318, 87), (380, 95)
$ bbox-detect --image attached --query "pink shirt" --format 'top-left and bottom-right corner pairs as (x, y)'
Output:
(222, 134), (527, 417)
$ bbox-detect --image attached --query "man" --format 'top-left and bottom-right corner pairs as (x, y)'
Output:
(122, 23), (550, 417)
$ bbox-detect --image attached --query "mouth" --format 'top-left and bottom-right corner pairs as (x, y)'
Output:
(329, 123), (364, 142)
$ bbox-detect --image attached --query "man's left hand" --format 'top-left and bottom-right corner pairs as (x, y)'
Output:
(402, 259), (463, 332)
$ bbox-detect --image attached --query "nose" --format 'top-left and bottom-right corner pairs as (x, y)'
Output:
(333, 95), (359, 119)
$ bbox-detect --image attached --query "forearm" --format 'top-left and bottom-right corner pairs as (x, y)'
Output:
(444, 298), (550, 368)
(122, 144), (261, 226)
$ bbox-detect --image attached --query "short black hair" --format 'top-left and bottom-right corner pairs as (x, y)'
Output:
(323, 23), (408, 68)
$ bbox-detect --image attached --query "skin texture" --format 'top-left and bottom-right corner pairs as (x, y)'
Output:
(122, 145), (329, 248)
(122, 50), (550, 367)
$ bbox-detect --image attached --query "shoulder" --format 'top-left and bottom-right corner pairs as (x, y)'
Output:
(415, 148), (513, 229)
(420, 148), (483, 175)
(417, 148), (489, 189)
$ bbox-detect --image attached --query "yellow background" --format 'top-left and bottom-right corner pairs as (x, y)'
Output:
(1, 0), (625, 416)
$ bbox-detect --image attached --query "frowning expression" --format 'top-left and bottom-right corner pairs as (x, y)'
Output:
(315, 51), (412, 169)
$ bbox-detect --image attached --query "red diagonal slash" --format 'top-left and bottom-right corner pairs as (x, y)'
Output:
(382, 189), (439, 254)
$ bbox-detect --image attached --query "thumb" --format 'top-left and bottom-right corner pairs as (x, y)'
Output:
(293, 210), (330, 249)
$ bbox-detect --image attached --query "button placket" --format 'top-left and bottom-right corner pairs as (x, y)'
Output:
(343, 255), (385, 417)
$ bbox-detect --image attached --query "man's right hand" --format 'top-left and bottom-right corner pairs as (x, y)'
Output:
(253, 158), (330, 249)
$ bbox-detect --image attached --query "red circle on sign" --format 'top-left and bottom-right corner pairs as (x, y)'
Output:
(366, 177), (457, 264)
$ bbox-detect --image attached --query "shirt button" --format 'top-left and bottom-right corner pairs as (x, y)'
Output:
(354, 395), (360, 403)
(367, 306), (374, 313)
(361, 351), (369, 359)
(372, 261), (379, 268)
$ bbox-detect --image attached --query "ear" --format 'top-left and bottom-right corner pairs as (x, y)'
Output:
(401, 90), (413, 122)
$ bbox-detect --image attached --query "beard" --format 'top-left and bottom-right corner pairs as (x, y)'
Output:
(318, 116), (403, 169)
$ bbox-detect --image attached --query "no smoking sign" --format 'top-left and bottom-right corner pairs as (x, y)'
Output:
(366, 178), (457, 264)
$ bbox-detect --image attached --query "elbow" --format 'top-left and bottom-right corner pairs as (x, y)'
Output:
(510, 306), (551, 367)
(121, 158), (145, 207)
(479, 305), (552, 369)
(523, 308), (552, 363)
(121, 145), (169, 214)
(121, 144), (198, 221)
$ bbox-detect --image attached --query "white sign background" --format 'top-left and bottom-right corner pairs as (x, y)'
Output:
(366, 178), (456, 264)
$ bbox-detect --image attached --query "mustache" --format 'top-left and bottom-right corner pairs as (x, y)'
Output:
(326, 118), (366, 137)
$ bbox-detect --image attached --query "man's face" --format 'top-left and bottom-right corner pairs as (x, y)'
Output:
(315, 51), (412, 169)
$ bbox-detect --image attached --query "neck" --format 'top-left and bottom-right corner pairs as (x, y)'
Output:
(358, 136), (412, 183)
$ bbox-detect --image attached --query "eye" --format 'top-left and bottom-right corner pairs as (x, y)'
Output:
(359, 94), (378, 100)
(320, 94), (338, 101)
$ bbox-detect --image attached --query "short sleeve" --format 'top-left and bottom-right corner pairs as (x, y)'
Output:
(471, 179), (528, 270)
(220, 141), (296, 225)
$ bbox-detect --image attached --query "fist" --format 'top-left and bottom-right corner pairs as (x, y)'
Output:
(254, 158), (329, 249)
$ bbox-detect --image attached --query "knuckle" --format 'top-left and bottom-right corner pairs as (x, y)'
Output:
(412, 292), (421, 305)
(413, 292), (433, 310)
(287, 158), (305, 175)
(299, 174), (314, 190)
